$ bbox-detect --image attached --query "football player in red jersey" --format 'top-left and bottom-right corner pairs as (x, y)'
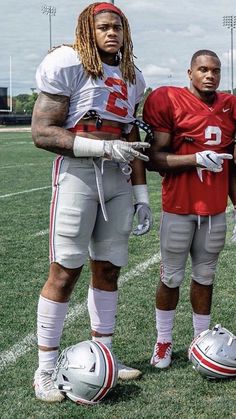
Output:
(143, 49), (236, 369)
(31, 2), (152, 402)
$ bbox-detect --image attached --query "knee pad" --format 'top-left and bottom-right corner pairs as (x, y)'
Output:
(160, 263), (184, 288)
(191, 267), (215, 286)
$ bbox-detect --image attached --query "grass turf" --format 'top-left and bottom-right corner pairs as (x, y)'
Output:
(0, 130), (235, 418)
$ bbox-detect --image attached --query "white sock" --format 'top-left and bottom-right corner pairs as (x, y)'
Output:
(192, 312), (211, 337)
(38, 349), (59, 371)
(92, 335), (112, 350)
(156, 308), (175, 343)
(37, 295), (69, 348)
(87, 287), (118, 335)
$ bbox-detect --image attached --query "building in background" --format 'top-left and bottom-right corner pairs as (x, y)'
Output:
(0, 87), (9, 111)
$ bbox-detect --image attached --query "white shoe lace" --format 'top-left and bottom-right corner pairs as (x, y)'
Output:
(34, 369), (64, 402)
(39, 370), (55, 391)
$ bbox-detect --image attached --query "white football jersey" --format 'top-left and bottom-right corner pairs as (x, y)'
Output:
(36, 45), (146, 132)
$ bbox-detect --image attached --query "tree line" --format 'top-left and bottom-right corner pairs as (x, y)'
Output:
(13, 92), (38, 114)
(9, 86), (235, 117)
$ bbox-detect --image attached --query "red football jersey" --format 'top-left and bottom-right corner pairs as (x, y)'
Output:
(143, 86), (236, 215)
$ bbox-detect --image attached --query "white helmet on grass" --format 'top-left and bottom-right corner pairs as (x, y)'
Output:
(188, 324), (236, 380)
(52, 340), (118, 405)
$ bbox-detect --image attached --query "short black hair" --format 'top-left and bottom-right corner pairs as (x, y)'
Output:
(190, 50), (220, 67)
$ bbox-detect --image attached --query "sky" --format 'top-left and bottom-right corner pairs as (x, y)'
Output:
(1, 0), (236, 97)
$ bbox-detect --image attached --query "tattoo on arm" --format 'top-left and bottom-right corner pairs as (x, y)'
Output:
(31, 92), (75, 157)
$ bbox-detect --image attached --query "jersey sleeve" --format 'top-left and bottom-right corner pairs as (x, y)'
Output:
(36, 46), (79, 97)
(135, 69), (146, 105)
(122, 69), (146, 134)
(143, 86), (173, 132)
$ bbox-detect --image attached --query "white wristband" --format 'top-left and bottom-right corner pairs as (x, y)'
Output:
(73, 136), (105, 157)
(132, 184), (149, 204)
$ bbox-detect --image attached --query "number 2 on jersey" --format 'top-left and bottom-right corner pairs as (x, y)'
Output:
(105, 77), (128, 117)
(204, 126), (221, 145)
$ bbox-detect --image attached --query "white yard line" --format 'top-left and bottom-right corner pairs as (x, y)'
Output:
(0, 163), (36, 170)
(33, 229), (49, 237)
(1, 141), (30, 146)
(0, 163), (50, 170)
(0, 186), (51, 199)
(0, 127), (31, 132)
(0, 252), (161, 371)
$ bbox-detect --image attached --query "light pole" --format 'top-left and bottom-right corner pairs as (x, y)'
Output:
(41, 4), (56, 50)
(222, 15), (236, 94)
(168, 74), (173, 85)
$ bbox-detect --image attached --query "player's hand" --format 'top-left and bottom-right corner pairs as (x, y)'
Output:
(104, 140), (150, 163)
(196, 150), (232, 171)
(133, 202), (153, 236)
(195, 150), (232, 182)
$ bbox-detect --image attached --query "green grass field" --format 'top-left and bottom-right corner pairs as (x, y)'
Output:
(0, 130), (236, 418)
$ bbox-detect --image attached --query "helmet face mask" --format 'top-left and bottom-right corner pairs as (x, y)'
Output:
(52, 340), (118, 405)
(188, 324), (236, 380)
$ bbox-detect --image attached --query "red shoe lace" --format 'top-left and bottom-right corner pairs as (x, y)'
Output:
(155, 342), (171, 359)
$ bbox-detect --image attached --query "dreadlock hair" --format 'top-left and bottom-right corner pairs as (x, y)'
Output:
(73, 2), (136, 84)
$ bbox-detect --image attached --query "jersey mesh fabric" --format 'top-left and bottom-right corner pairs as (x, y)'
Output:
(143, 86), (236, 215)
(36, 45), (146, 133)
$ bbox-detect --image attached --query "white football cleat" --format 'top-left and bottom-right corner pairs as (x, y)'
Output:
(117, 361), (142, 380)
(34, 368), (65, 402)
(150, 342), (172, 369)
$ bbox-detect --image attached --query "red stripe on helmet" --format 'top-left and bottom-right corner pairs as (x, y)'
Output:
(192, 346), (236, 375)
(75, 397), (97, 406)
(92, 342), (116, 402)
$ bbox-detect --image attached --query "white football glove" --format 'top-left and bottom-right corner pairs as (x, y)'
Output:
(104, 140), (150, 163)
(73, 136), (150, 163)
(133, 203), (153, 236)
(195, 150), (232, 182)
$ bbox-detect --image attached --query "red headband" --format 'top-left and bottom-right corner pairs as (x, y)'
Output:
(93, 2), (123, 17)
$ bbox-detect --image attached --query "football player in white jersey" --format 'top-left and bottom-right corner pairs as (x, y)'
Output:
(31, 2), (152, 402)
